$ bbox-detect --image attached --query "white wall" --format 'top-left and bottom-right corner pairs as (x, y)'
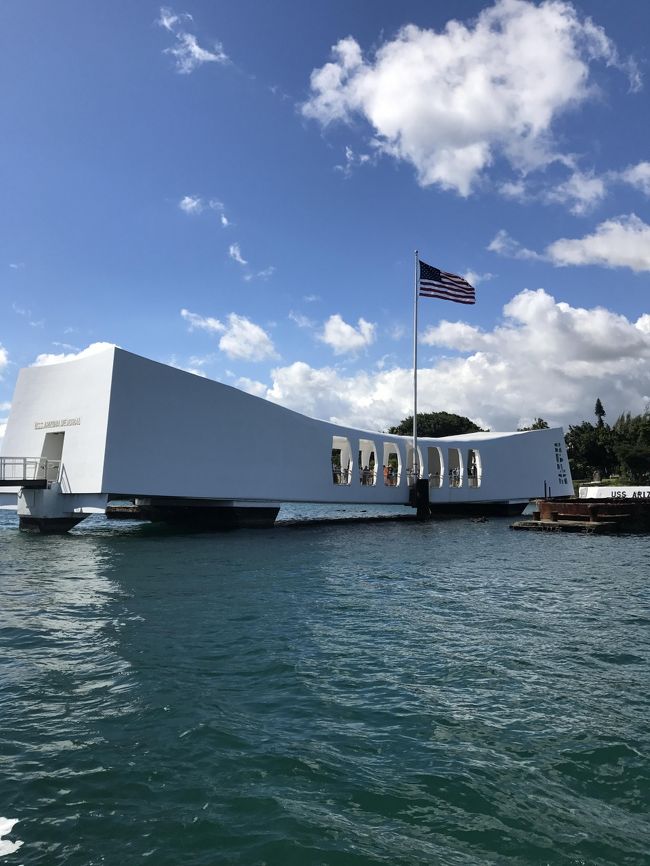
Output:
(101, 349), (572, 503)
(2, 347), (573, 504)
(0, 349), (115, 493)
(101, 349), (414, 502)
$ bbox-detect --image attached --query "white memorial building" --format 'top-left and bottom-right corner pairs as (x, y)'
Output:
(0, 346), (573, 531)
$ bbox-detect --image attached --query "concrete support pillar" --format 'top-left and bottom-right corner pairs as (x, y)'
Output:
(413, 478), (432, 521)
(17, 484), (88, 534)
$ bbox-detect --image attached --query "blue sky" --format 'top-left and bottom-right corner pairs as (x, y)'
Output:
(1, 0), (649, 435)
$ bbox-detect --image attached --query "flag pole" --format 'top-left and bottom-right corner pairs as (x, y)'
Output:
(413, 249), (419, 480)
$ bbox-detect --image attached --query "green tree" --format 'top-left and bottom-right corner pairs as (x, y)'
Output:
(611, 408), (650, 482)
(615, 443), (650, 483)
(565, 421), (614, 479)
(612, 410), (650, 445)
(517, 418), (549, 431)
(566, 406), (650, 480)
(388, 411), (483, 438)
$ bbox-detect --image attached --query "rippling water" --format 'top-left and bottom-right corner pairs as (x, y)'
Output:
(1, 507), (649, 865)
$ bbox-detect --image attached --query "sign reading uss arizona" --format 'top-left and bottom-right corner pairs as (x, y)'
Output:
(580, 486), (650, 499)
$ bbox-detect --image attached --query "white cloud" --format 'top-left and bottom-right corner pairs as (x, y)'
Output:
(12, 301), (43, 328)
(302, 0), (636, 195)
(165, 32), (228, 74)
(289, 311), (315, 329)
(303, 294), (321, 303)
(52, 341), (79, 351)
(255, 266), (275, 280)
(334, 145), (373, 177)
(181, 309), (278, 361)
(168, 352), (221, 378)
(228, 243), (247, 266)
(268, 83), (292, 101)
(489, 215), (650, 271)
(260, 360), (448, 429)
(546, 214), (650, 271)
(320, 314), (376, 355)
(179, 194), (204, 214)
(159, 8), (228, 74)
(545, 170), (607, 215)
(157, 6), (193, 33)
(0, 402), (10, 412)
(178, 195), (230, 225)
(487, 230), (542, 260)
(499, 162), (650, 213)
(264, 361), (386, 425)
(243, 265), (275, 282)
(32, 342), (116, 367)
(218, 314), (278, 361)
(636, 314), (650, 335)
(181, 308), (225, 333)
(0, 346), (8, 378)
(188, 353), (216, 368)
(463, 270), (493, 287)
(234, 376), (267, 398)
(246, 290), (650, 431)
(422, 320), (492, 353)
(620, 161), (650, 196)
(168, 355), (208, 377)
(499, 180), (528, 201)
(9, 262), (24, 270)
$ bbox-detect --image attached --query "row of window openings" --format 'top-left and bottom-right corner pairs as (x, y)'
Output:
(331, 437), (482, 488)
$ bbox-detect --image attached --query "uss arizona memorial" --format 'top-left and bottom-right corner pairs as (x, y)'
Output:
(0, 346), (573, 531)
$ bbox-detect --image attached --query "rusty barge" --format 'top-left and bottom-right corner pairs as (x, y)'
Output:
(512, 495), (650, 534)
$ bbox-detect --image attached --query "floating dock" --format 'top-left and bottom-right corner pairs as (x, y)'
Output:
(512, 496), (650, 534)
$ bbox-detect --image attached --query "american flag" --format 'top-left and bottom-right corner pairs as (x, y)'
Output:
(419, 260), (476, 304)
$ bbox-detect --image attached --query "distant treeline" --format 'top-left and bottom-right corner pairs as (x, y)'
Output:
(388, 411), (483, 438)
(564, 400), (650, 483)
(389, 403), (650, 484)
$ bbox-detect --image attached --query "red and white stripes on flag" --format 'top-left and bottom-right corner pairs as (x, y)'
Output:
(418, 260), (476, 304)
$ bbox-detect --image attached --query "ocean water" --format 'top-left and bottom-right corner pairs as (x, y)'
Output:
(0, 506), (649, 865)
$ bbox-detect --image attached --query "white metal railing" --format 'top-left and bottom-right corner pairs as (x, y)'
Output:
(0, 457), (63, 484)
(426, 471), (483, 489)
(329, 465), (488, 490)
(332, 467), (352, 485)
